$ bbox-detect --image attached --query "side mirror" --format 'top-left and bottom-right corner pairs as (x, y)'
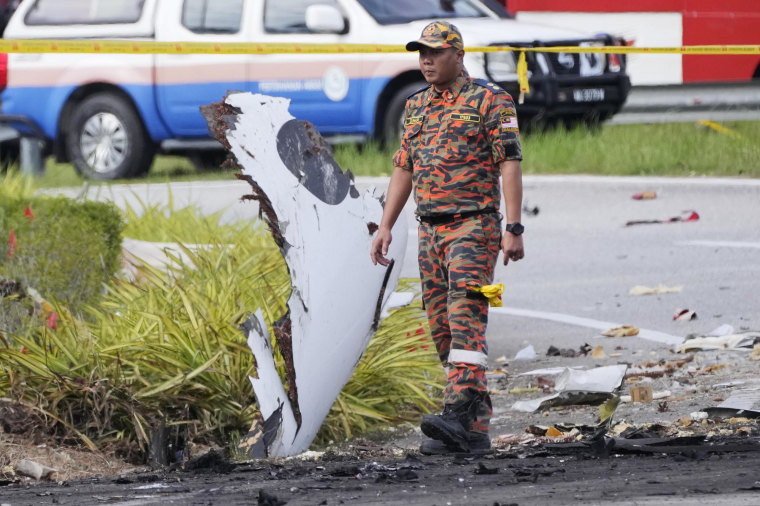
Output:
(305, 4), (345, 34)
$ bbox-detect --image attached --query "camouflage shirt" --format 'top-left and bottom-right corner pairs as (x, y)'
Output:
(393, 71), (522, 216)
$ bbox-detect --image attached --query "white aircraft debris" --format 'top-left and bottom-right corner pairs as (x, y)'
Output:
(202, 93), (407, 457)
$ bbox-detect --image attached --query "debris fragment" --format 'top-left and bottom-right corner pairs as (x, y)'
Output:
(629, 284), (682, 296)
(751, 344), (760, 361)
(15, 460), (56, 481)
(591, 345), (605, 359)
(705, 389), (760, 418)
(697, 119), (744, 139)
(204, 93), (407, 457)
(632, 191), (657, 200)
(673, 308), (697, 321)
(677, 331), (760, 353)
(599, 396), (621, 423)
(514, 344), (537, 361)
(512, 364), (627, 413)
(602, 325), (639, 337)
(546, 344), (591, 357)
(522, 203), (540, 216)
(629, 385), (653, 403)
(708, 323), (735, 336)
(621, 390), (671, 403)
(625, 210), (699, 227)
(509, 387), (539, 395)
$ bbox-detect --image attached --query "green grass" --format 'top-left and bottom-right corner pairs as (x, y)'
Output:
(521, 120), (760, 177)
(13, 120), (760, 188)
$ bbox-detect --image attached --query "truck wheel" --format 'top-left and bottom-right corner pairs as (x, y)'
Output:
(382, 82), (427, 144)
(66, 93), (154, 180)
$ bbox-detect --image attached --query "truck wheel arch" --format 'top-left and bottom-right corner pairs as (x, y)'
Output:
(56, 83), (148, 162)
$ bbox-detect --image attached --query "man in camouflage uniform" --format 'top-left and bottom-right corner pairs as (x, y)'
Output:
(370, 21), (525, 454)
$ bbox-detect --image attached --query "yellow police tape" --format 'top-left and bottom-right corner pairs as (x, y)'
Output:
(3, 40), (756, 104)
(0, 40), (759, 55)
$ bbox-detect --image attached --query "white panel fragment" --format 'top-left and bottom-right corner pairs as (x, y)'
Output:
(207, 93), (407, 456)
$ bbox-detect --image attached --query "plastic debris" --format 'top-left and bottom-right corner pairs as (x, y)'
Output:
(673, 308), (697, 321)
(512, 364), (628, 413)
(602, 325), (640, 337)
(708, 324), (735, 336)
(629, 284), (682, 296)
(632, 191), (657, 200)
(677, 331), (760, 353)
(625, 210), (699, 227)
(518, 366), (583, 377)
(15, 460), (56, 481)
(591, 345), (605, 359)
(470, 283), (503, 307)
(514, 344), (537, 361)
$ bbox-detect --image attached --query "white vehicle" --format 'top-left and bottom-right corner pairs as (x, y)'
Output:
(0, 0), (630, 179)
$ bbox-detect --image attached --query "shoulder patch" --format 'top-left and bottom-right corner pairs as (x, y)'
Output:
(473, 78), (505, 94)
(407, 84), (431, 99)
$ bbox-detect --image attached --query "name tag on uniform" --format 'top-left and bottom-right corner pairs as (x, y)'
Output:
(405, 115), (424, 126)
(450, 113), (481, 123)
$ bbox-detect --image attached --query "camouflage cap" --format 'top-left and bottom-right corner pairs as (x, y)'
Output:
(406, 21), (464, 51)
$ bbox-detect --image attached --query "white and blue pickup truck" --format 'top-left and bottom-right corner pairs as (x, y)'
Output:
(0, 0), (630, 179)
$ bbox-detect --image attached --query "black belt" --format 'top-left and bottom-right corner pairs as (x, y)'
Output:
(417, 208), (497, 226)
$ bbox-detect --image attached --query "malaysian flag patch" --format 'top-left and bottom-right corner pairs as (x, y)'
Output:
(501, 116), (519, 132)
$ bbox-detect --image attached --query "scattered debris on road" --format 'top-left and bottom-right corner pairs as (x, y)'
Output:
(629, 284), (682, 295)
(625, 210), (699, 226)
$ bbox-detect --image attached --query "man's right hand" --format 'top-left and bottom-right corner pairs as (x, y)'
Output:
(370, 227), (393, 266)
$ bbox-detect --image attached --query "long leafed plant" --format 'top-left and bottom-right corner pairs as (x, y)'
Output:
(0, 190), (443, 454)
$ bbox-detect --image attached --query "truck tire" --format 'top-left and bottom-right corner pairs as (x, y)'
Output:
(382, 81), (427, 144)
(66, 93), (155, 180)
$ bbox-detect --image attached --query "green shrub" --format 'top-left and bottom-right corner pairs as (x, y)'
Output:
(0, 195), (123, 325)
(1, 173), (124, 338)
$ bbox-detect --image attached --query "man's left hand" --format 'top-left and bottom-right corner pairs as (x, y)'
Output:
(502, 233), (524, 265)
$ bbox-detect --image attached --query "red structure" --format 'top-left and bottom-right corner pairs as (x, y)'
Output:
(503, 0), (760, 83)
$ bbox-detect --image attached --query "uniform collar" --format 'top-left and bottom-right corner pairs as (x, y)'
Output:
(423, 70), (469, 105)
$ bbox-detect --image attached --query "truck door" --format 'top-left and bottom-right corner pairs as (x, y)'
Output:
(154, 0), (253, 137)
(252, 0), (362, 135)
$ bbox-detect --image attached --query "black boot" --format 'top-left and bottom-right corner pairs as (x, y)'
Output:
(419, 431), (491, 455)
(420, 401), (477, 452)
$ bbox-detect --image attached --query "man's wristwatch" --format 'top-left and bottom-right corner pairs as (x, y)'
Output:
(505, 222), (524, 236)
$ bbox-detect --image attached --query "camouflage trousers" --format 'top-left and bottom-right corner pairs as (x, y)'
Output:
(418, 212), (501, 434)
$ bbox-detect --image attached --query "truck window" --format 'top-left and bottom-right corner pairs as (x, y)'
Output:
(25, 0), (144, 25)
(357, 0), (487, 24)
(183, 0), (244, 34)
(264, 0), (341, 33)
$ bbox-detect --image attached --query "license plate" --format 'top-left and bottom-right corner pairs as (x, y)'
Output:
(573, 88), (605, 102)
